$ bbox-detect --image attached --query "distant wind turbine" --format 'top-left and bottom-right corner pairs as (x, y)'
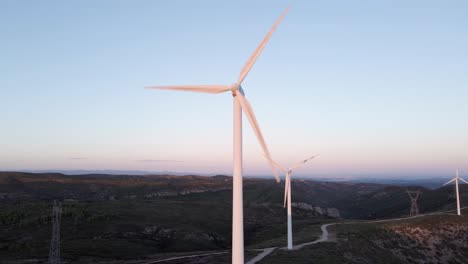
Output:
(443, 169), (468, 216)
(146, 8), (289, 264)
(269, 154), (318, 250)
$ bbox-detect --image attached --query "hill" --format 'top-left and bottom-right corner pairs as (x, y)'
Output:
(259, 211), (468, 264)
(1, 171), (467, 263)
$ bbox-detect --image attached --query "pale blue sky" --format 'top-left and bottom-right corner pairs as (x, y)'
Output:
(1, 1), (467, 178)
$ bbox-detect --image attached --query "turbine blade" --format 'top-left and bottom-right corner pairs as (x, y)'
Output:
(459, 177), (468, 184)
(272, 160), (288, 174)
(235, 91), (280, 182)
(261, 154), (287, 173)
(290, 154), (319, 171)
(145, 85), (230, 94)
(237, 7), (289, 84)
(443, 178), (456, 186)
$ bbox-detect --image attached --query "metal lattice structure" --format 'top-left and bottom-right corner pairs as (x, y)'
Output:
(407, 190), (421, 216)
(48, 200), (62, 264)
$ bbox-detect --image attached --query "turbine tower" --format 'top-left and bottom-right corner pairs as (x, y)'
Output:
(407, 190), (421, 216)
(269, 155), (318, 250)
(48, 200), (62, 264)
(146, 8), (289, 264)
(443, 169), (468, 216)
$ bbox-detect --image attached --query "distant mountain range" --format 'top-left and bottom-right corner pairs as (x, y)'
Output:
(0, 171), (464, 219)
(14, 169), (202, 176)
(3, 169), (453, 189)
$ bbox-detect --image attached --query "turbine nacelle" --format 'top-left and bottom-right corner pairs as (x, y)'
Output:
(443, 169), (468, 186)
(230, 83), (244, 96)
(146, 7), (290, 185)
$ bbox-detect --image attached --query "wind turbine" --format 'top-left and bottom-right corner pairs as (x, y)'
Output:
(443, 169), (468, 216)
(146, 8), (288, 264)
(269, 155), (318, 250)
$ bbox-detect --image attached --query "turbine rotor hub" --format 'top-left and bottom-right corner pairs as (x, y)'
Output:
(231, 83), (243, 96)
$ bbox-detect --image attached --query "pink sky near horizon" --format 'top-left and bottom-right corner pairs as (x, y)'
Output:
(1, 1), (467, 177)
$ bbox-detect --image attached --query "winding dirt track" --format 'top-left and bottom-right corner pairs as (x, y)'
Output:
(144, 206), (467, 264)
(141, 251), (228, 264)
(246, 206), (468, 263)
(245, 247), (277, 264)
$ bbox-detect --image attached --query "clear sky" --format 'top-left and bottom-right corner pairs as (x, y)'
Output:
(1, 0), (467, 178)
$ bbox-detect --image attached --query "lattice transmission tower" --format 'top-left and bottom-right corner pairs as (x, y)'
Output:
(48, 200), (62, 264)
(407, 190), (421, 216)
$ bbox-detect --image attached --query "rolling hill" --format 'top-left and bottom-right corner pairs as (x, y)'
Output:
(1, 171), (467, 263)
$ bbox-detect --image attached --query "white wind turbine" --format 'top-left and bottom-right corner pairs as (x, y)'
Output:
(146, 8), (289, 264)
(269, 155), (318, 250)
(443, 169), (468, 216)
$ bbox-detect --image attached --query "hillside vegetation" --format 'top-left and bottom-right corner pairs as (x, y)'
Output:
(259, 213), (468, 264)
(1, 172), (467, 263)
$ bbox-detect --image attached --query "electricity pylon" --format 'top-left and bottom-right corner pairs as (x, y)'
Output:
(407, 190), (421, 216)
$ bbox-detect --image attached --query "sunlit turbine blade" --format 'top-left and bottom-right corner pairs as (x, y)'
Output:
(235, 91), (280, 182)
(145, 85), (230, 94)
(272, 160), (288, 174)
(290, 154), (319, 171)
(284, 174), (289, 208)
(261, 154), (287, 173)
(237, 7), (289, 84)
(443, 178), (456, 186)
(459, 177), (468, 184)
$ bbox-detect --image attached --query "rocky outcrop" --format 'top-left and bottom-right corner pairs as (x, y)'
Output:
(326, 208), (341, 218)
(140, 225), (226, 250)
(144, 187), (231, 199)
(292, 202), (341, 218)
(144, 191), (178, 198)
(378, 221), (468, 264)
